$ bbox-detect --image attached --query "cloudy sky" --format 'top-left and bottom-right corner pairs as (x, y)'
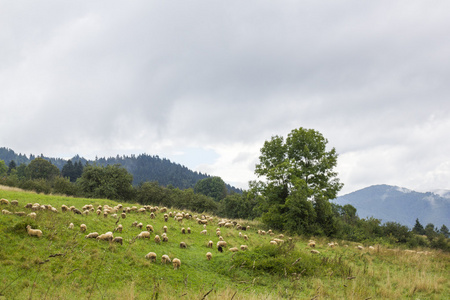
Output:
(1, 1), (450, 195)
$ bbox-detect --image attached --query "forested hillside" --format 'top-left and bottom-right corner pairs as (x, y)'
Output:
(0, 147), (241, 192)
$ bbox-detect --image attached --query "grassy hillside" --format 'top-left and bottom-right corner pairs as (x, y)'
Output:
(0, 186), (449, 299)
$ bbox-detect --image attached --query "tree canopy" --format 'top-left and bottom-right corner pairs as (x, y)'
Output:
(194, 176), (228, 201)
(252, 127), (343, 235)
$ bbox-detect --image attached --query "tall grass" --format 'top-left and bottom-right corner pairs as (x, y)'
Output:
(0, 188), (449, 299)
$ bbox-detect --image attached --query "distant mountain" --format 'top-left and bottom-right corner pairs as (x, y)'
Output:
(334, 184), (450, 228)
(0, 147), (242, 193)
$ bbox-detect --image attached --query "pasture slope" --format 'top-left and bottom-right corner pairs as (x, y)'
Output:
(0, 186), (449, 299)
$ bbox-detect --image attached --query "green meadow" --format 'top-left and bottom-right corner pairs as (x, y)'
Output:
(0, 187), (448, 299)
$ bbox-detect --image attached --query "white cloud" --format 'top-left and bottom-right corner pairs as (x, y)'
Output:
(1, 1), (450, 195)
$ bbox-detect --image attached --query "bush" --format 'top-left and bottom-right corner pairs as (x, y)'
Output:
(19, 179), (51, 194)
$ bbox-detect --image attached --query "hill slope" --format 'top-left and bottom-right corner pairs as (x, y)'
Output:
(334, 184), (450, 228)
(0, 147), (241, 193)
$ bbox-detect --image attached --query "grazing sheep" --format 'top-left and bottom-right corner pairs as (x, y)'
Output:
(240, 245), (248, 251)
(270, 240), (278, 245)
(181, 227), (186, 234)
(103, 212), (108, 218)
(229, 247), (239, 252)
(161, 254), (171, 264)
(132, 221), (138, 227)
(200, 230), (207, 235)
(112, 237), (123, 245)
(206, 252), (212, 260)
(27, 212), (36, 219)
(96, 210), (101, 216)
(218, 245), (223, 253)
(137, 223), (143, 229)
(11, 200), (18, 206)
(116, 224), (123, 232)
(0, 198), (9, 205)
(121, 212), (126, 219)
(73, 208), (82, 215)
(273, 238), (284, 244)
(2, 209), (12, 215)
(162, 235), (169, 242)
(224, 222), (233, 228)
(146, 224), (154, 232)
(97, 232), (114, 241)
(145, 252), (157, 262)
(172, 258), (181, 270)
(357, 245), (364, 250)
(216, 231), (221, 237)
(187, 227), (191, 234)
(80, 224), (87, 232)
(310, 250), (320, 254)
(154, 235), (161, 243)
(217, 241), (227, 248)
(14, 211), (26, 216)
(138, 231), (151, 239)
(163, 226), (168, 233)
(68, 223), (74, 229)
(26, 225), (42, 238)
(85, 232), (99, 239)
(180, 242), (187, 248)
(243, 235), (249, 241)
(150, 213), (155, 219)
(207, 240), (213, 248)
(308, 241), (316, 248)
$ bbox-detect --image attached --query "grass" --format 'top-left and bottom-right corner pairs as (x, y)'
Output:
(0, 186), (449, 299)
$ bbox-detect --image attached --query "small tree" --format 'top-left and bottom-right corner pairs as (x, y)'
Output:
(412, 218), (425, 235)
(438, 224), (449, 238)
(194, 176), (228, 201)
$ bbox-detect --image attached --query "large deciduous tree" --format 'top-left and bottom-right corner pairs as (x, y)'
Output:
(252, 127), (343, 235)
(27, 157), (60, 181)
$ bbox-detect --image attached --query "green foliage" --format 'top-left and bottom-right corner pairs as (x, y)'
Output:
(27, 157), (60, 181)
(76, 164), (134, 201)
(412, 218), (425, 235)
(19, 179), (52, 194)
(52, 177), (78, 196)
(194, 176), (227, 201)
(439, 224), (449, 238)
(61, 160), (83, 182)
(253, 127), (343, 236)
(217, 192), (259, 220)
(0, 160), (7, 176)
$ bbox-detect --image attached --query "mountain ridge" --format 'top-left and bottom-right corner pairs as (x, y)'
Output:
(334, 184), (450, 228)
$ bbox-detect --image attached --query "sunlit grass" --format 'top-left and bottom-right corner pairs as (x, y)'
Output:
(0, 187), (449, 299)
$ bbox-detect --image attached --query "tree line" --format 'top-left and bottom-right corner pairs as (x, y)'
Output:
(1, 127), (448, 252)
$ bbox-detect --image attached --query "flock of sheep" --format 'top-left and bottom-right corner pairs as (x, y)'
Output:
(1, 197), (270, 271)
(1, 196), (387, 272)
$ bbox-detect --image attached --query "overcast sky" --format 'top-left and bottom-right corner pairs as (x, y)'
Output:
(1, 1), (450, 195)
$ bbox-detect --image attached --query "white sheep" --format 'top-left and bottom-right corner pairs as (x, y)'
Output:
(0, 198), (9, 205)
(97, 232), (113, 241)
(180, 242), (187, 248)
(2, 209), (12, 215)
(137, 222), (143, 229)
(217, 241), (227, 248)
(116, 224), (123, 232)
(163, 226), (168, 233)
(270, 240), (278, 245)
(146, 224), (154, 232)
(80, 224), (87, 232)
(154, 235), (161, 243)
(229, 247), (239, 252)
(207, 240), (213, 248)
(85, 232), (99, 239)
(11, 200), (18, 206)
(181, 227), (186, 234)
(308, 240), (316, 248)
(68, 223), (74, 229)
(187, 227), (191, 234)
(121, 212), (126, 219)
(206, 252), (212, 260)
(27, 212), (36, 219)
(26, 225), (42, 238)
(310, 250), (320, 254)
(172, 258), (181, 270)
(162, 235), (169, 242)
(161, 254), (171, 264)
(145, 252), (157, 262)
(138, 231), (151, 239)
(200, 230), (207, 235)
(240, 245), (248, 251)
